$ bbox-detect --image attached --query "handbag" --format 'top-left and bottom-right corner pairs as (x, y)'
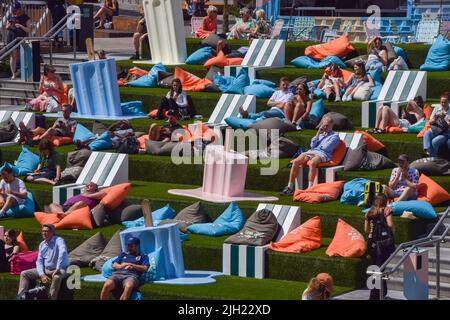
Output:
(430, 114), (449, 135)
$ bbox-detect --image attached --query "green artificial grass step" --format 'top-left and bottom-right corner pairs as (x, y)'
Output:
(0, 271), (352, 300)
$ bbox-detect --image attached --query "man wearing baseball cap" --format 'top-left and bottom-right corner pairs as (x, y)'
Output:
(384, 154), (419, 202)
(100, 236), (150, 300)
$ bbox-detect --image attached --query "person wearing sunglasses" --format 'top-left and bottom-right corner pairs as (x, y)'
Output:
(228, 7), (256, 40)
(26, 64), (64, 112)
(384, 154), (419, 202)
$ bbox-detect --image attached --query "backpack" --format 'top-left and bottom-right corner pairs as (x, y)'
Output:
(117, 136), (139, 154)
(0, 118), (18, 143)
(367, 212), (395, 258)
(362, 181), (384, 208)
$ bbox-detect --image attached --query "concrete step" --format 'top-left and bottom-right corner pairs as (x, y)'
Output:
(41, 55), (87, 66)
(0, 95), (27, 106)
(39, 64), (71, 81)
(0, 80), (39, 90)
(0, 87), (39, 99)
(94, 29), (134, 38)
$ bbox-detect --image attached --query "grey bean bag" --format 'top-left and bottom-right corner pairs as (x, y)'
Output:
(205, 65), (221, 82)
(224, 209), (279, 246)
(249, 117), (296, 135)
(91, 203), (107, 228)
(60, 149), (92, 183)
(92, 121), (108, 136)
(159, 202), (212, 233)
(69, 232), (106, 267)
(321, 112), (354, 131)
(384, 42), (398, 65)
(0, 119), (18, 143)
(90, 229), (122, 271)
(410, 157), (450, 176)
(345, 55), (368, 68)
(108, 201), (143, 224)
(157, 71), (174, 88)
(344, 145), (395, 171)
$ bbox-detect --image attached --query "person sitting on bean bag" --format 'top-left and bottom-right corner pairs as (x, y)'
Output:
(100, 236), (149, 300)
(423, 92), (450, 157)
(248, 9), (272, 40)
(228, 7), (256, 40)
(292, 83), (313, 130)
(0, 229), (20, 272)
(49, 182), (106, 218)
(75, 120), (135, 151)
(148, 110), (183, 141)
(239, 77), (294, 122)
(342, 62), (374, 102)
(25, 139), (61, 186)
(156, 78), (189, 120)
(366, 37), (388, 72)
(281, 115), (340, 196)
(384, 154), (419, 202)
(0, 166), (28, 219)
(369, 100), (424, 134)
(317, 64), (345, 102)
(196, 5), (218, 39)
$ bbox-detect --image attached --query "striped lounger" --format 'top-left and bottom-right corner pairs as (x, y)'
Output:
(53, 152), (129, 204)
(0, 111), (35, 147)
(205, 94), (256, 128)
(223, 203), (301, 279)
(224, 39), (285, 81)
(362, 71), (427, 128)
(295, 132), (364, 190)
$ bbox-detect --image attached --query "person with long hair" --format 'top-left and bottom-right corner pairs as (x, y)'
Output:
(317, 64), (345, 102)
(156, 78), (188, 120)
(364, 193), (395, 300)
(94, 0), (119, 29)
(302, 273), (334, 300)
(25, 139), (61, 186)
(292, 82), (313, 129)
(0, 229), (20, 272)
(342, 62), (374, 101)
(27, 64), (64, 112)
(366, 37), (388, 72)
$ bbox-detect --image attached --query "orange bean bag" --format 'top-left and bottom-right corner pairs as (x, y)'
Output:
(128, 67), (148, 77)
(34, 212), (61, 226)
(49, 136), (74, 146)
(417, 174), (450, 206)
(17, 232), (29, 252)
(385, 126), (404, 134)
(174, 67), (212, 92)
(417, 122), (431, 138)
(269, 216), (322, 253)
(305, 34), (356, 60)
(100, 182), (132, 211)
(118, 79), (128, 87)
(294, 181), (344, 203)
(195, 28), (211, 39)
(423, 104), (432, 120)
(204, 51), (228, 68)
(181, 123), (216, 142)
(355, 130), (385, 152)
(227, 57), (244, 66)
(326, 219), (366, 258)
(138, 135), (149, 149)
(55, 206), (93, 230)
(148, 109), (169, 119)
(324, 67), (353, 84)
(305, 140), (347, 168)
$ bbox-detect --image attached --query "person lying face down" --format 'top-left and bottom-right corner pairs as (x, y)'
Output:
(48, 182), (107, 218)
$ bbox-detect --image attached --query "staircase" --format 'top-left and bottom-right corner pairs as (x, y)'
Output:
(40, 53), (88, 80)
(0, 79), (39, 106)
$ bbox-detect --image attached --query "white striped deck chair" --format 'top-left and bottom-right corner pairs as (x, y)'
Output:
(224, 39), (285, 81)
(295, 132), (363, 190)
(0, 111), (35, 147)
(52, 152), (129, 205)
(361, 70), (427, 128)
(415, 14), (441, 44)
(223, 203), (301, 279)
(205, 94), (256, 128)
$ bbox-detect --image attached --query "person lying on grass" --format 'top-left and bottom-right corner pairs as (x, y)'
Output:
(281, 115), (340, 196)
(0, 166), (28, 219)
(25, 139), (61, 186)
(100, 236), (149, 300)
(49, 182), (106, 218)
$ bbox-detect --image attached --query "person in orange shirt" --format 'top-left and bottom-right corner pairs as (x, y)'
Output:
(196, 5), (218, 39)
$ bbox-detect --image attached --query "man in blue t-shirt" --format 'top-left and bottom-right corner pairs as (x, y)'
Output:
(100, 237), (149, 300)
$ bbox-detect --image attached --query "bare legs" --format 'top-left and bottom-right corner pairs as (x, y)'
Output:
(100, 279), (135, 300)
(292, 100), (305, 124)
(375, 106), (400, 130)
(49, 201), (87, 217)
(288, 154), (322, 188)
(384, 185), (416, 202)
(10, 49), (19, 80)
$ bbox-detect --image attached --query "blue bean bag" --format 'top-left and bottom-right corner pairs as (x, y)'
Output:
(393, 46), (406, 60)
(88, 131), (113, 151)
(1, 146), (40, 176)
(186, 202), (245, 236)
(420, 35), (450, 71)
(128, 63), (166, 88)
(389, 200), (437, 219)
(369, 82), (382, 100)
(185, 47), (214, 65)
(251, 79), (276, 88)
(74, 124), (95, 143)
(309, 99), (325, 119)
(243, 84), (275, 98)
(291, 55), (346, 69)
(340, 178), (371, 205)
(122, 204), (176, 228)
(6, 192), (35, 218)
(121, 101), (146, 116)
(214, 69), (249, 94)
(224, 116), (257, 130)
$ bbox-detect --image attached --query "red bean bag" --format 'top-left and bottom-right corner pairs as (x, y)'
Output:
(195, 28), (211, 39)
(55, 206), (93, 230)
(34, 212), (61, 226)
(326, 219), (366, 258)
(181, 123), (216, 142)
(417, 122), (431, 138)
(174, 67), (212, 92)
(204, 51), (228, 68)
(100, 183), (132, 211)
(294, 181), (344, 203)
(17, 232), (29, 252)
(305, 140), (347, 168)
(138, 135), (148, 149)
(355, 130), (385, 152)
(269, 216), (322, 253)
(417, 174), (450, 206)
(385, 126), (404, 134)
(305, 34), (356, 60)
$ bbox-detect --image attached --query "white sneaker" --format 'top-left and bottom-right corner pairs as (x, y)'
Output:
(342, 95), (348, 101)
(347, 95), (353, 101)
(335, 96), (341, 102)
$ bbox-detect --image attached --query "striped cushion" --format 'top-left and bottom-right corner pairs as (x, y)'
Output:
(256, 203), (301, 241)
(242, 39), (285, 68)
(207, 94), (256, 126)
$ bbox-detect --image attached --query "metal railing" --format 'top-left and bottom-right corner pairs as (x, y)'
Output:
(367, 206), (450, 300)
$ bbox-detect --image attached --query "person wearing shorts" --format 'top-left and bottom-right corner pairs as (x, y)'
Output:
(383, 154), (419, 202)
(100, 237), (149, 300)
(34, 104), (77, 145)
(0, 166), (28, 218)
(49, 182), (106, 218)
(281, 115), (340, 196)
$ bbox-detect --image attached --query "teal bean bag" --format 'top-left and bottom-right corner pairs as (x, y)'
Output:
(128, 63), (166, 88)
(73, 123), (95, 143)
(122, 204), (176, 228)
(340, 178), (371, 205)
(420, 35), (450, 72)
(6, 192), (35, 218)
(185, 47), (214, 65)
(121, 101), (146, 116)
(243, 84), (275, 98)
(1, 146), (40, 176)
(389, 200), (437, 219)
(88, 131), (113, 151)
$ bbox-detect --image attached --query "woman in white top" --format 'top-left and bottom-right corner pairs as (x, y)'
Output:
(371, 100), (424, 133)
(366, 37), (388, 72)
(423, 92), (450, 157)
(0, 166), (28, 218)
(156, 78), (188, 120)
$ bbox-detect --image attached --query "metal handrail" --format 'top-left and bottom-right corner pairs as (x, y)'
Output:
(367, 205), (450, 299)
